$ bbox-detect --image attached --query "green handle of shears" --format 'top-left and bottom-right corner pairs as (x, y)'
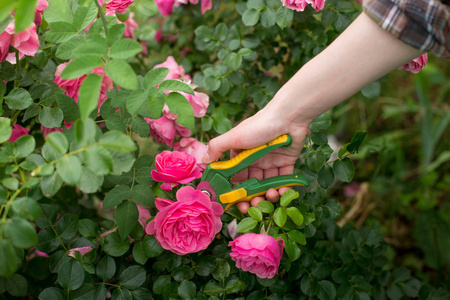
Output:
(208, 135), (293, 179)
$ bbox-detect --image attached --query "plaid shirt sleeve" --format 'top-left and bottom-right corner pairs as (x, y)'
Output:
(363, 0), (450, 58)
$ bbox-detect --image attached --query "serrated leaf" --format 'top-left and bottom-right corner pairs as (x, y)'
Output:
(99, 130), (137, 152)
(165, 92), (195, 131)
(333, 157), (355, 183)
(5, 88), (33, 110)
(116, 200), (139, 240)
(61, 55), (104, 79)
(104, 60), (138, 90)
(159, 80), (194, 95)
(110, 39), (143, 59)
(46, 21), (78, 43)
(143, 67), (169, 88)
(73, 2), (98, 31)
(104, 185), (131, 209)
(45, 132), (68, 155)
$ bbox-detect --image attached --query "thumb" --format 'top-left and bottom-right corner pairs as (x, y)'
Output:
(202, 132), (234, 164)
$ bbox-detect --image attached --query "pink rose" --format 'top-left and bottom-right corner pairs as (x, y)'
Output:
(137, 205), (151, 230)
(123, 14), (138, 40)
(0, 29), (12, 62)
(179, 91), (208, 118)
(398, 53), (428, 74)
(41, 121), (73, 138)
(54, 62), (86, 101)
(155, 0), (176, 16)
(154, 56), (187, 81)
(8, 124), (30, 142)
(229, 233), (285, 279)
(3, 22), (39, 64)
(145, 115), (191, 147)
(151, 151), (202, 191)
(305, 0), (325, 12)
(105, 0), (134, 14)
(145, 186), (224, 255)
(35, 0), (49, 26)
(280, 0), (308, 12)
(67, 246), (93, 258)
(175, 0), (212, 14)
(174, 137), (208, 170)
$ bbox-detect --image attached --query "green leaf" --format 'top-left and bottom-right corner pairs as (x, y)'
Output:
(116, 200), (139, 240)
(79, 219), (99, 237)
(248, 207), (263, 221)
(274, 207), (287, 227)
(165, 92), (195, 131)
(79, 74), (102, 120)
(335, 1), (355, 12)
(345, 130), (367, 154)
(40, 173), (63, 197)
(58, 260), (85, 290)
(203, 75), (221, 91)
(104, 185), (131, 209)
(39, 107), (63, 128)
(46, 132), (68, 155)
(280, 189), (299, 207)
(318, 280), (336, 300)
(61, 55), (104, 80)
(56, 93), (80, 121)
(38, 287), (66, 300)
(178, 280), (196, 300)
(14, 0), (36, 32)
(226, 278), (246, 293)
(132, 185), (155, 207)
(99, 130), (137, 152)
(287, 230), (306, 245)
(73, 2), (98, 31)
(214, 23), (229, 42)
(276, 6), (293, 29)
(0, 118), (11, 143)
(56, 155), (82, 185)
(83, 145), (114, 175)
(0, 240), (17, 277)
(213, 116), (232, 134)
(247, 0), (265, 9)
(5, 217), (38, 248)
(194, 25), (213, 42)
(5, 273), (27, 297)
(212, 259), (230, 283)
(286, 207), (304, 226)
(402, 279), (421, 298)
(126, 89), (147, 116)
(36, 230), (59, 253)
(46, 21), (78, 43)
(132, 116), (150, 137)
(260, 7), (276, 28)
(257, 200), (274, 213)
(103, 231), (130, 257)
(56, 213), (79, 240)
(142, 235), (164, 258)
(285, 240), (301, 261)
(236, 217), (258, 233)
(120, 265), (146, 289)
(307, 150), (326, 172)
(74, 118), (98, 146)
(0, 3), (16, 29)
(56, 37), (86, 60)
(78, 166), (104, 193)
(104, 59), (138, 90)
(204, 280), (223, 297)
(107, 24), (126, 46)
(11, 197), (41, 221)
(159, 80), (194, 95)
(224, 52), (242, 71)
(323, 199), (341, 219)
(96, 256), (116, 281)
(242, 8), (260, 26)
(110, 39), (143, 59)
(43, 0), (73, 23)
(318, 165), (334, 189)
(133, 241), (147, 265)
(333, 157), (355, 183)
(14, 135), (35, 158)
(143, 67), (169, 88)
(361, 81), (381, 99)
(2, 177), (19, 190)
(309, 113), (332, 132)
(5, 88), (33, 110)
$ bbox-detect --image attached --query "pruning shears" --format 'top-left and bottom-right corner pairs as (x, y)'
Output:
(197, 135), (310, 211)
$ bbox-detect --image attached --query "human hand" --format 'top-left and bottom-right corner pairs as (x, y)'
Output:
(202, 108), (309, 213)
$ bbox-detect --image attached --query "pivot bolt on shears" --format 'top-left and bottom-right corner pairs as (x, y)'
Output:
(197, 135), (310, 211)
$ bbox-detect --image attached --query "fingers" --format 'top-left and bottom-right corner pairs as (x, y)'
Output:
(265, 188), (280, 203)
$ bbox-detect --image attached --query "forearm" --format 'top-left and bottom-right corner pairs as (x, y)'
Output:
(266, 12), (424, 127)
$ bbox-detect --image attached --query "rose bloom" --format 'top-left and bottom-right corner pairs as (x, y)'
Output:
(2, 22), (39, 64)
(229, 233), (285, 279)
(306, 0), (325, 12)
(154, 56), (191, 81)
(137, 205), (151, 230)
(174, 137), (208, 170)
(145, 115), (191, 147)
(151, 150), (202, 191)
(35, 0), (49, 26)
(100, 0), (134, 14)
(176, 0), (212, 14)
(155, 0), (176, 16)
(398, 53), (428, 73)
(67, 246), (93, 258)
(280, 0), (308, 11)
(145, 186), (224, 255)
(8, 124), (30, 142)
(178, 91), (209, 118)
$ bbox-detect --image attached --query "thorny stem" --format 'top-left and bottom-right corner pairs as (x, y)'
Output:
(95, 0), (109, 36)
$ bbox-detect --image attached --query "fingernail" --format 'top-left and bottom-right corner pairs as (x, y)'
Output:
(203, 153), (211, 164)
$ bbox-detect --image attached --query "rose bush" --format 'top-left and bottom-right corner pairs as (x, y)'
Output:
(0, 0), (446, 299)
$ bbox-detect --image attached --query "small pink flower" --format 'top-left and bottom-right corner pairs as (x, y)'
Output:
(174, 137), (208, 170)
(105, 0), (134, 14)
(145, 186), (224, 255)
(151, 151), (202, 191)
(305, 0), (325, 12)
(155, 0), (176, 16)
(229, 233), (285, 279)
(54, 62), (86, 101)
(41, 122), (73, 138)
(398, 53), (428, 74)
(145, 115), (191, 147)
(35, 0), (49, 26)
(8, 124), (30, 142)
(227, 219), (241, 240)
(280, 0), (308, 11)
(67, 246), (93, 258)
(137, 205), (151, 230)
(200, 0), (212, 14)
(154, 56), (187, 81)
(123, 13), (138, 40)
(4, 22), (40, 64)
(343, 182), (361, 197)
(180, 91), (209, 118)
